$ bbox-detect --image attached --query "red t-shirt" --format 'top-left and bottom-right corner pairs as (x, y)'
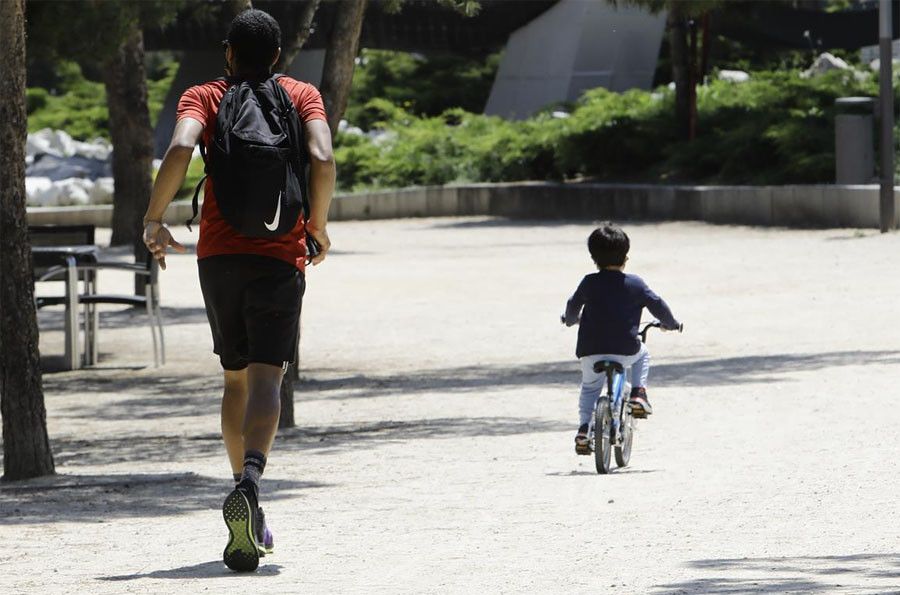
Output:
(176, 76), (327, 271)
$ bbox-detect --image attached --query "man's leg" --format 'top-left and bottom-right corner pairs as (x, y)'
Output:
(223, 363), (284, 572)
(242, 362), (284, 455)
(222, 369), (249, 481)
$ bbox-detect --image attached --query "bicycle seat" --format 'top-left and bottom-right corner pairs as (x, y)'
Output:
(593, 361), (624, 375)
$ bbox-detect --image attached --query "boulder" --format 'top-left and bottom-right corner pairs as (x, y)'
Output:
(803, 52), (851, 78)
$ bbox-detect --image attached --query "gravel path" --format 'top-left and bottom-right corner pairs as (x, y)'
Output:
(2, 218), (899, 594)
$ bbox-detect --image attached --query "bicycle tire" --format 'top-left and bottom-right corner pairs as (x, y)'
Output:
(615, 400), (634, 468)
(594, 396), (612, 474)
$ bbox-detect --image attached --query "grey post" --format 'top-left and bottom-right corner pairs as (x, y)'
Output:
(879, 0), (895, 232)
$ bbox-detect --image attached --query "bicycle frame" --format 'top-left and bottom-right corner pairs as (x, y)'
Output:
(589, 362), (629, 451)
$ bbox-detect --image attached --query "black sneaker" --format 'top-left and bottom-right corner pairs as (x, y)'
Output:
(222, 480), (261, 572)
(629, 387), (652, 418)
(574, 423), (590, 455)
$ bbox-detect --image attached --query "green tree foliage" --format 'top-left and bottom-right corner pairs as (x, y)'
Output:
(345, 49), (501, 128)
(25, 59), (178, 139)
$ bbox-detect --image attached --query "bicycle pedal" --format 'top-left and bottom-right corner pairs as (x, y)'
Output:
(574, 443), (591, 455)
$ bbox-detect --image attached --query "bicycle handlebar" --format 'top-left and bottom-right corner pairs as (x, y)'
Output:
(639, 320), (683, 343)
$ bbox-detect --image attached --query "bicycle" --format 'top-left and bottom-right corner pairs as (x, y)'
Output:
(562, 319), (683, 474)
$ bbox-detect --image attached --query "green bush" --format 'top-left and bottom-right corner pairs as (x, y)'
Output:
(27, 57), (179, 140)
(335, 68), (884, 190)
(345, 49), (500, 129)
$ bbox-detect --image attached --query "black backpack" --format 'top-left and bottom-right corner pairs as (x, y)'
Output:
(186, 74), (310, 239)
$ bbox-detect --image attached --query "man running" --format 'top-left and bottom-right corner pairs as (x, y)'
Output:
(142, 9), (335, 572)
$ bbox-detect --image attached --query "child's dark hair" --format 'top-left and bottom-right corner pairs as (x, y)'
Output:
(588, 222), (630, 268)
(226, 9), (281, 74)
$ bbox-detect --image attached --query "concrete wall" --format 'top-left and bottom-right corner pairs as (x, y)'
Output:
(26, 183), (899, 230)
(484, 0), (666, 119)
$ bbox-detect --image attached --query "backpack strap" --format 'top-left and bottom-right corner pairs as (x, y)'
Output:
(185, 141), (208, 232)
(185, 173), (206, 233)
(271, 74), (312, 222)
(184, 76), (243, 232)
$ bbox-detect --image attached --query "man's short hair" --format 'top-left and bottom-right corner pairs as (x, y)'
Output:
(588, 222), (630, 268)
(226, 9), (281, 73)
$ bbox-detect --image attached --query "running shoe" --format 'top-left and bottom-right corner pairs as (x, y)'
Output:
(629, 387), (652, 418)
(222, 481), (261, 572)
(257, 507), (274, 555)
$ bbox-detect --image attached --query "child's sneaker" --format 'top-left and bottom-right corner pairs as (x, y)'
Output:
(629, 387), (652, 418)
(574, 423), (590, 455)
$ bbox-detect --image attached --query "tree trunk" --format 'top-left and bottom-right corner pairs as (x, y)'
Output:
(667, 6), (691, 141)
(278, 315), (301, 429)
(320, 0), (369, 136)
(275, 0), (321, 73)
(104, 27), (153, 249)
(0, 0), (56, 481)
(104, 26), (154, 293)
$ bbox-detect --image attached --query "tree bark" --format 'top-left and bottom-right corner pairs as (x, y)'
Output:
(320, 0), (369, 136)
(667, 5), (691, 141)
(274, 0), (321, 73)
(278, 315), (301, 429)
(104, 27), (154, 262)
(0, 0), (56, 481)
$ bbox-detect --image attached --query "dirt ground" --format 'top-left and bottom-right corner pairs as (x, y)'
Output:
(2, 217), (900, 594)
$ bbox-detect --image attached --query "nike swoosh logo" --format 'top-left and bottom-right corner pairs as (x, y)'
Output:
(264, 191), (282, 231)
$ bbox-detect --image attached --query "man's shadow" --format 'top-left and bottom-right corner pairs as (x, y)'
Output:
(98, 560), (282, 581)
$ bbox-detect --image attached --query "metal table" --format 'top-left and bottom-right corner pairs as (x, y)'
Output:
(32, 245), (99, 370)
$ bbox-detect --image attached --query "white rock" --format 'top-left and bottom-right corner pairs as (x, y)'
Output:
(718, 69), (750, 83)
(26, 128), (60, 158)
(803, 52), (851, 78)
(88, 177), (114, 204)
(72, 137), (112, 160)
(26, 177), (63, 206)
(55, 178), (92, 205)
(45, 129), (78, 157)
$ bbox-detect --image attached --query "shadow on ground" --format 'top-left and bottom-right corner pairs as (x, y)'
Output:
(40, 350), (900, 420)
(98, 560), (283, 581)
(44, 416), (567, 469)
(0, 472), (328, 525)
(295, 350), (900, 401)
(37, 305), (209, 332)
(654, 553), (900, 594)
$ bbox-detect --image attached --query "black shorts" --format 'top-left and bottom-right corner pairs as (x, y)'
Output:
(198, 254), (305, 370)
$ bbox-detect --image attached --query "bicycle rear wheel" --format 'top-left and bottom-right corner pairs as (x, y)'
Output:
(594, 396), (612, 474)
(615, 400), (634, 468)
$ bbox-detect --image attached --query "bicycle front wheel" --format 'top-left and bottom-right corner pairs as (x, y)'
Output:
(594, 396), (612, 474)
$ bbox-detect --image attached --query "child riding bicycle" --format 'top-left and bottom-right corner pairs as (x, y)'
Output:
(562, 222), (681, 454)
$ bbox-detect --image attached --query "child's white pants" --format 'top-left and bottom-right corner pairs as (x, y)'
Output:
(578, 345), (650, 427)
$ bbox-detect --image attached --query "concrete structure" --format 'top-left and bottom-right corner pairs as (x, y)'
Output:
(27, 183), (899, 230)
(484, 0), (667, 118)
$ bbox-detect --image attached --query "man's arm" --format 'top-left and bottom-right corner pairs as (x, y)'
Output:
(303, 118), (336, 265)
(142, 118), (204, 269)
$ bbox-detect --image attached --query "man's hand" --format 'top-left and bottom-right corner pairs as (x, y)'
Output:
(306, 224), (331, 266)
(143, 221), (186, 270)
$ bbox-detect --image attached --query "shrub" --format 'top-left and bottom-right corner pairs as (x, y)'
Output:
(334, 67), (885, 190)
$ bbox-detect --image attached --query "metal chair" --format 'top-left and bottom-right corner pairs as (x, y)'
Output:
(31, 226), (165, 367)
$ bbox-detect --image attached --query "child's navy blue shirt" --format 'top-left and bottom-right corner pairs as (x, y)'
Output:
(564, 270), (679, 358)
